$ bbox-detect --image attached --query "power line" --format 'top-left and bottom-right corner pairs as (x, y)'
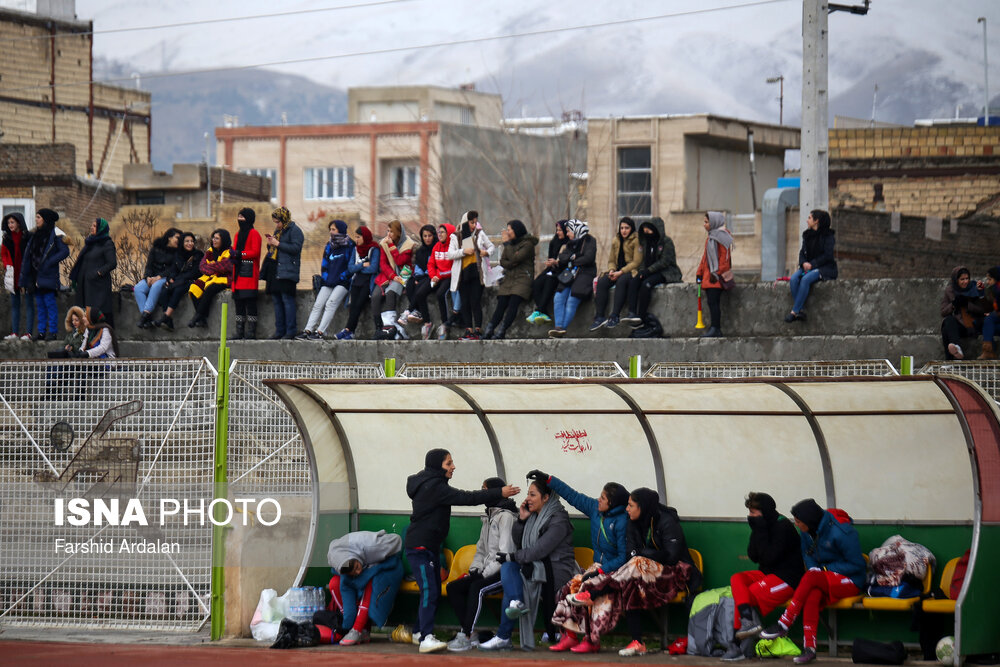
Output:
(0, 0), (793, 96)
(0, 0), (414, 44)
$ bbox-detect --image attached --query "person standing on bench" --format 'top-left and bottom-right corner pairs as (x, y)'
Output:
(405, 449), (519, 654)
(760, 498), (866, 664)
(723, 491), (804, 661)
(445, 477), (517, 651)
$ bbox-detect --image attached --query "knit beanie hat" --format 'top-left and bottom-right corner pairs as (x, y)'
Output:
(333, 219), (348, 234)
(37, 208), (59, 226)
(424, 448), (449, 471)
(238, 207), (256, 225)
(791, 498), (825, 534)
(508, 219), (527, 240)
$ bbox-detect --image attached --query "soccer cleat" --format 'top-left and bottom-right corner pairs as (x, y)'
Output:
(339, 628), (370, 646)
(618, 639), (646, 657)
(571, 637), (600, 653)
(794, 648), (817, 664)
(549, 633), (579, 652)
(759, 622), (789, 640)
(735, 615), (762, 640)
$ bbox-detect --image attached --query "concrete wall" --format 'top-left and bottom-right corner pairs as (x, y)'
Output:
(0, 278), (959, 367)
(348, 85), (503, 128)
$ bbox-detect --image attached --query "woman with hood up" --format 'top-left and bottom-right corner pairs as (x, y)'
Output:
(154, 232), (202, 331)
(68, 217), (117, 328)
(73, 306), (118, 359)
(402, 224), (440, 340)
(427, 223), (459, 339)
(188, 229), (233, 328)
(940, 265), (987, 360)
(404, 448), (519, 654)
(485, 219), (537, 340)
(444, 477), (518, 651)
(724, 492), (804, 658)
(2, 211), (33, 339)
(21, 208), (70, 341)
(446, 211), (495, 340)
(696, 211), (734, 338)
(231, 207), (262, 339)
(480, 476), (578, 651)
(591, 217), (641, 331)
(527, 470), (629, 653)
(298, 220), (354, 340)
(324, 529), (404, 646)
(527, 220), (569, 325)
(760, 499), (866, 665)
(561, 487), (700, 657)
(549, 219), (597, 337)
(785, 209), (837, 323)
(371, 219), (415, 340)
(335, 225), (380, 341)
(631, 217), (682, 327)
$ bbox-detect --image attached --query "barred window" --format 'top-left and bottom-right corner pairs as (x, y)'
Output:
(617, 147), (652, 221)
(304, 167), (355, 200)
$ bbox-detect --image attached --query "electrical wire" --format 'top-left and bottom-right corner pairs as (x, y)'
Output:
(0, 0), (793, 96)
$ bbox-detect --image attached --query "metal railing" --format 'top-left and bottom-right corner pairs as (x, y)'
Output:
(0, 358), (217, 631)
(920, 361), (1000, 403)
(396, 361), (628, 379)
(644, 360), (899, 379)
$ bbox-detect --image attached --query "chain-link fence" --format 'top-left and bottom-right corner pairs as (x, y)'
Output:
(227, 361), (385, 497)
(920, 361), (1000, 403)
(644, 360), (899, 379)
(0, 358), (217, 631)
(396, 362), (628, 379)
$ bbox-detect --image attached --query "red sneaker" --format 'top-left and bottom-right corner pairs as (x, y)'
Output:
(549, 633), (579, 652)
(619, 639), (647, 657)
(570, 637), (600, 653)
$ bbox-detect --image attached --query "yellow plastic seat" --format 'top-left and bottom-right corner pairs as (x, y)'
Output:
(574, 547), (595, 571)
(862, 561), (933, 611)
(400, 547), (455, 595)
(442, 544), (478, 594)
(922, 557), (960, 614)
(669, 548), (703, 603)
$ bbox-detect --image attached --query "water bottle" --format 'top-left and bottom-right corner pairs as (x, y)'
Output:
(288, 587), (308, 622)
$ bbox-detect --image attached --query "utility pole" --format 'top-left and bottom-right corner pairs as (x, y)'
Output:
(800, 0), (869, 233)
(979, 17), (989, 126)
(766, 75), (784, 124)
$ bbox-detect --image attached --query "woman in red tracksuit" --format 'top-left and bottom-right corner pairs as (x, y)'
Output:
(426, 223), (457, 339)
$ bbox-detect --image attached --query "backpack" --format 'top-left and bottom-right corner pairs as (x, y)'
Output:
(630, 313), (664, 339)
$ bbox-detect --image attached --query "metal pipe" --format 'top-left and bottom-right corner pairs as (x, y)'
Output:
(979, 17), (990, 126)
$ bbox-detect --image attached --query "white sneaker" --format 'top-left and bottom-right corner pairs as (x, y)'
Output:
(20, 333), (32, 341)
(421, 322), (433, 340)
(397, 310), (411, 326)
(478, 635), (513, 651)
(419, 634), (448, 653)
(436, 324), (447, 340)
(505, 599), (528, 619)
(4, 333), (18, 340)
(411, 631), (421, 646)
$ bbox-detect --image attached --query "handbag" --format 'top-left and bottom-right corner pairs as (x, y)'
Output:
(237, 260), (255, 278)
(311, 274), (322, 293)
(557, 267), (576, 285)
(720, 269), (735, 291)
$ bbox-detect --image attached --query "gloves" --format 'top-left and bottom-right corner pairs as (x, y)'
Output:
(526, 470), (548, 483)
(495, 552), (514, 564)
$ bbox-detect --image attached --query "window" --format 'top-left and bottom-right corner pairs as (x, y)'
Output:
(304, 167), (354, 200)
(241, 168), (278, 201)
(1, 199), (35, 228)
(135, 192), (165, 206)
(391, 165), (419, 199)
(617, 147), (652, 220)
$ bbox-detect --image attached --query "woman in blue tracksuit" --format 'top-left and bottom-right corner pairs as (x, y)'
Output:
(299, 219), (354, 339)
(526, 469), (629, 652)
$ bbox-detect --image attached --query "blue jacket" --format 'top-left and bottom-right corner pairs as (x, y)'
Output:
(21, 228), (69, 291)
(800, 510), (866, 589)
(349, 245), (380, 292)
(548, 475), (628, 572)
(320, 240), (354, 289)
(274, 221), (304, 282)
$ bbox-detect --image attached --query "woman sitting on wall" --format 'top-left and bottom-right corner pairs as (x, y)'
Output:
(400, 224), (438, 340)
(527, 220), (568, 325)
(485, 220), (537, 340)
(785, 209), (837, 323)
(335, 225), (380, 341)
(590, 217), (641, 331)
(631, 217), (682, 329)
(298, 220), (354, 340)
(134, 227), (181, 329)
(155, 232), (202, 331)
(187, 229), (232, 329)
(940, 265), (988, 360)
(549, 220), (596, 338)
(479, 476), (578, 651)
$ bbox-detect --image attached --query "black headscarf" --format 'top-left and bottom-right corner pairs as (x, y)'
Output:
(30, 208), (58, 266)
(746, 491), (779, 529)
(414, 224), (437, 270)
(547, 220), (569, 260)
(423, 448), (449, 472)
(209, 228), (232, 258)
(507, 219), (527, 242)
(603, 482), (630, 510)
(630, 487), (660, 533)
(235, 207), (256, 255)
(791, 498), (825, 536)
(801, 209), (833, 261)
(483, 477), (516, 510)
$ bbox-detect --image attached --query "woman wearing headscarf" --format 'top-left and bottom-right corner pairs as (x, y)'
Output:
(2, 211), (33, 339)
(446, 211), (495, 340)
(402, 224), (440, 340)
(760, 499), (865, 665)
(134, 227), (181, 329)
(549, 219), (596, 337)
(940, 265), (987, 360)
(527, 470), (629, 652)
(69, 217), (117, 329)
(445, 476), (518, 651)
(480, 476), (578, 651)
(786, 209), (837, 323)
(188, 229), (233, 328)
(73, 307), (118, 359)
(591, 217), (641, 331)
(696, 211), (734, 338)
(527, 220), (568, 325)
(630, 216), (682, 327)
(231, 207), (262, 339)
(427, 223), (459, 339)
(371, 219), (415, 340)
(335, 225), (380, 341)
(485, 219), (537, 340)
(298, 219), (354, 340)
(559, 487), (700, 657)
(154, 232), (202, 331)
(21, 208), (70, 341)
(47, 305), (87, 358)
(404, 448), (519, 654)
(261, 206), (304, 339)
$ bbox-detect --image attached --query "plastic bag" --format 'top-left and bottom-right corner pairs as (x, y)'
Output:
(3, 266), (13, 294)
(482, 258), (504, 287)
(250, 588), (291, 642)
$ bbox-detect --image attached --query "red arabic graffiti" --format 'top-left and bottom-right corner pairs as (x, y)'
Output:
(555, 429), (592, 453)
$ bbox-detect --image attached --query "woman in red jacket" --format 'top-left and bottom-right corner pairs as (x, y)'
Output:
(427, 223), (458, 339)
(231, 207), (262, 339)
(696, 211), (733, 339)
(2, 212), (33, 339)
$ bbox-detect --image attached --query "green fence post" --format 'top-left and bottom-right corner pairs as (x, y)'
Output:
(384, 358), (396, 378)
(629, 355), (642, 378)
(900, 355), (913, 375)
(211, 303), (230, 640)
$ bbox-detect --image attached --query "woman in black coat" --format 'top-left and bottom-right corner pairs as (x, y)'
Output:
(527, 220), (568, 324)
(785, 209), (837, 322)
(549, 220), (596, 337)
(69, 217), (117, 328)
(155, 232), (203, 331)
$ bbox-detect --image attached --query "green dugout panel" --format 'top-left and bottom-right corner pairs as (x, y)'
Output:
(265, 376), (1000, 662)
